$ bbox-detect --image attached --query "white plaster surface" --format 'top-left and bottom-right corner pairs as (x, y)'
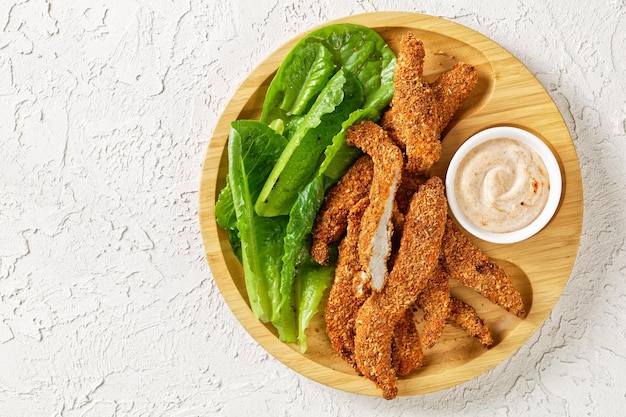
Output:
(1, 0), (625, 416)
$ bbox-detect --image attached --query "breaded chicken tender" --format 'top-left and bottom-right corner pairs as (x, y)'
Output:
(354, 177), (447, 400)
(431, 62), (479, 133)
(325, 197), (369, 370)
(442, 219), (526, 318)
(345, 121), (404, 293)
(381, 32), (478, 204)
(381, 33), (440, 178)
(317, 32), (525, 400)
(394, 174), (425, 215)
(325, 197), (425, 373)
(447, 297), (495, 348)
(392, 308), (423, 377)
(416, 262), (451, 348)
(310, 155), (374, 265)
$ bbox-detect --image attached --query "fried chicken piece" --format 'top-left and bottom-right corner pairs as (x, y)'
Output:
(381, 33), (440, 178)
(345, 120), (404, 293)
(381, 33), (479, 196)
(416, 262), (451, 348)
(447, 297), (494, 348)
(326, 197), (423, 372)
(431, 62), (479, 133)
(394, 31), (426, 83)
(354, 177), (447, 400)
(442, 219), (526, 318)
(325, 197), (369, 370)
(310, 155), (374, 265)
(392, 308), (423, 377)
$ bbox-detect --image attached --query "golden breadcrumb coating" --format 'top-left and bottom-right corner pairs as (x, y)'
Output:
(431, 61), (479, 132)
(354, 177), (447, 400)
(317, 32), (527, 400)
(447, 297), (495, 348)
(441, 219), (526, 318)
(381, 33), (440, 178)
(392, 308), (423, 377)
(325, 197), (369, 370)
(381, 33), (478, 206)
(310, 155), (373, 265)
(345, 120), (404, 293)
(416, 262), (451, 348)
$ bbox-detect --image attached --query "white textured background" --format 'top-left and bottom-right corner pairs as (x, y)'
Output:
(1, 0), (625, 416)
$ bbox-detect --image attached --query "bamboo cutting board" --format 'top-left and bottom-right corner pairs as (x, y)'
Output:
(198, 12), (583, 397)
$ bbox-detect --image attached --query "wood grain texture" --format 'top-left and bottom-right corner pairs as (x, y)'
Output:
(198, 12), (583, 397)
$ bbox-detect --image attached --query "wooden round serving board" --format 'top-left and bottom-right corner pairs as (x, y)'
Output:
(199, 12), (583, 397)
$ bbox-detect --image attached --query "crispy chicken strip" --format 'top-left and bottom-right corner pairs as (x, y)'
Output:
(325, 197), (422, 371)
(382, 34), (479, 196)
(447, 297), (494, 348)
(345, 120), (404, 293)
(394, 31), (425, 82)
(310, 155), (374, 265)
(431, 62), (479, 133)
(390, 61), (478, 213)
(442, 219), (526, 318)
(392, 308), (423, 377)
(381, 33), (440, 178)
(415, 262), (450, 348)
(325, 197), (369, 370)
(354, 177), (447, 400)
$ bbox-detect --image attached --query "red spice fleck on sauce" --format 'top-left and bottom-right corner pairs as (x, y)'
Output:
(532, 178), (539, 193)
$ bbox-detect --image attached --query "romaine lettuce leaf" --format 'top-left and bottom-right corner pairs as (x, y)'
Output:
(279, 175), (325, 308)
(225, 120), (289, 323)
(308, 24), (395, 112)
(296, 259), (334, 352)
(261, 23), (395, 135)
(262, 42), (336, 138)
(271, 110), (379, 340)
(270, 175), (326, 344)
(214, 184), (241, 260)
(255, 68), (364, 217)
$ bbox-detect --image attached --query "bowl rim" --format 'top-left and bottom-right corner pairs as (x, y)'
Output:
(445, 126), (563, 244)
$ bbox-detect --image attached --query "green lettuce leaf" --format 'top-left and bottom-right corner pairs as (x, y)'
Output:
(277, 107), (375, 315)
(262, 42), (336, 138)
(215, 182), (241, 261)
(255, 68), (364, 217)
(307, 23), (395, 112)
(296, 258), (334, 353)
(225, 120), (289, 324)
(215, 23), (398, 349)
(261, 23), (395, 135)
(279, 175), (325, 326)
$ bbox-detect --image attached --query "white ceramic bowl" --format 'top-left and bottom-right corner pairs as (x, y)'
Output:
(445, 126), (562, 244)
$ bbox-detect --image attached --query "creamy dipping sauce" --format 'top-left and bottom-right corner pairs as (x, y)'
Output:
(453, 138), (550, 233)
